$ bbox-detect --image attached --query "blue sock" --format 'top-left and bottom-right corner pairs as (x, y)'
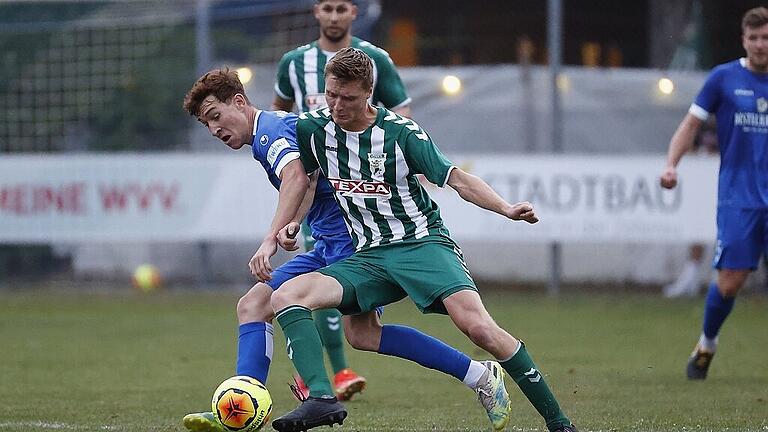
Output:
(378, 324), (470, 381)
(702, 282), (735, 339)
(235, 322), (274, 384)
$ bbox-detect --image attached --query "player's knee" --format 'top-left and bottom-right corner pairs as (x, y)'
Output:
(237, 285), (274, 322)
(718, 283), (741, 297)
(270, 282), (307, 312)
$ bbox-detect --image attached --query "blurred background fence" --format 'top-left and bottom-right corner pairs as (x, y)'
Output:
(1, 0), (766, 294)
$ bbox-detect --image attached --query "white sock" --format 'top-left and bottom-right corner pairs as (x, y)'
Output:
(698, 333), (718, 353)
(462, 360), (488, 389)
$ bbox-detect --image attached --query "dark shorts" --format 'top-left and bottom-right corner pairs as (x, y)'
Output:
(268, 232), (384, 316)
(317, 235), (477, 315)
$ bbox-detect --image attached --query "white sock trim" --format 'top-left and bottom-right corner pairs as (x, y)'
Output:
(463, 360), (487, 389)
(498, 340), (522, 363)
(698, 333), (718, 353)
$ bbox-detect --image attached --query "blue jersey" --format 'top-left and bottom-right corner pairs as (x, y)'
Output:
(251, 110), (348, 239)
(691, 58), (768, 208)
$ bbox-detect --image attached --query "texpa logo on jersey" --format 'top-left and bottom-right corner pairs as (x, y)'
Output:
(328, 178), (392, 198)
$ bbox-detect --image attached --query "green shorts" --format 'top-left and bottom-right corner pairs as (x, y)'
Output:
(317, 235), (477, 315)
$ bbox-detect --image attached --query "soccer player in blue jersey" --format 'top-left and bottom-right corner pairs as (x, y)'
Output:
(180, 68), (512, 431)
(660, 6), (768, 380)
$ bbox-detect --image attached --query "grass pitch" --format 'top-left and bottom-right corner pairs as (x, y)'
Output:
(0, 286), (766, 431)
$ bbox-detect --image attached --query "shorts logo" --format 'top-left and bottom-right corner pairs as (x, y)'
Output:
(368, 152), (387, 177)
(328, 177), (392, 198)
(259, 134), (269, 145)
(757, 97), (768, 113)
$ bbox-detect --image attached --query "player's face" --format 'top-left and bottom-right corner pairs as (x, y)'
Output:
(325, 75), (372, 129)
(197, 94), (250, 150)
(743, 23), (768, 71)
(314, 0), (357, 43)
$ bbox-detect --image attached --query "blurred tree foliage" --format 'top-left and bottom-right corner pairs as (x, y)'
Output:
(87, 27), (196, 152)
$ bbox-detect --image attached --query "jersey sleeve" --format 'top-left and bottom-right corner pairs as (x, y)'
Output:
(274, 52), (295, 102)
(690, 68), (724, 120)
(372, 52), (411, 110)
(296, 116), (320, 174)
(266, 124), (300, 179)
(401, 125), (453, 187)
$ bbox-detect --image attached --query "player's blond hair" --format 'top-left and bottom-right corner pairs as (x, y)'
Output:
(742, 7), (768, 31)
(183, 68), (250, 117)
(324, 47), (373, 91)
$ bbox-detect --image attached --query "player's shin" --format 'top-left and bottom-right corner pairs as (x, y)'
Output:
(314, 308), (348, 373)
(276, 306), (335, 397)
(500, 342), (572, 431)
(236, 322), (274, 384)
(378, 324), (473, 383)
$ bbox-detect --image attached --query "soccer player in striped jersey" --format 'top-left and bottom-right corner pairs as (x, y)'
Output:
(660, 7), (768, 380)
(181, 68), (513, 432)
(266, 48), (577, 432)
(272, 0), (412, 399)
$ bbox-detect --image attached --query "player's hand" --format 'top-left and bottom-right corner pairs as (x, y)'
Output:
(660, 166), (678, 189)
(249, 236), (278, 282)
(506, 201), (539, 224)
(278, 222), (301, 251)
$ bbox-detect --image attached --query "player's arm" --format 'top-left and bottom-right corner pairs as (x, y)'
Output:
(447, 168), (538, 224)
(660, 113), (704, 189)
(249, 158), (309, 281)
(271, 95), (295, 112)
(278, 170), (319, 251)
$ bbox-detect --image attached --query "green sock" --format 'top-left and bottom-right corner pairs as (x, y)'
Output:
(314, 308), (348, 374)
(500, 342), (571, 431)
(276, 306), (334, 398)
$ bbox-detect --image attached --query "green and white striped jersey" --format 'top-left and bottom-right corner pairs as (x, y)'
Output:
(297, 106), (454, 251)
(275, 37), (411, 113)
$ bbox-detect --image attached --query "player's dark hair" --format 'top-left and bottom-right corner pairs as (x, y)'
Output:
(324, 47), (373, 91)
(183, 68), (249, 117)
(742, 7), (768, 31)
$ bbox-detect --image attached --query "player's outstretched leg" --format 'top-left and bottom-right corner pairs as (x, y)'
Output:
(272, 306), (347, 431)
(475, 361), (512, 431)
(445, 291), (575, 432)
(182, 412), (225, 432)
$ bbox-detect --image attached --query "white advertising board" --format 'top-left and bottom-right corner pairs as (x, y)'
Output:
(0, 154), (718, 243)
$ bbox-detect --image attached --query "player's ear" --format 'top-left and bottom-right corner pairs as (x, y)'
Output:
(349, 4), (358, 19)
(313, 3), (321, 19)
(233, 93), (247, 109)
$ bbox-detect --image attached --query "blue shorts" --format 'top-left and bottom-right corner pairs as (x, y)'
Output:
(267, 232), (384, 316)
(713, 207), (768, 270)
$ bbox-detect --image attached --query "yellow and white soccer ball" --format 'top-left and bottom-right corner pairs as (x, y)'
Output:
(212, 376), (273, 431)
(131, 264), (162, 292)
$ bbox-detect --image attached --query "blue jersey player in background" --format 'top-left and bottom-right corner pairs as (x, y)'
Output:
(180, 68), (513, 431)
(660, 6), (768, 380)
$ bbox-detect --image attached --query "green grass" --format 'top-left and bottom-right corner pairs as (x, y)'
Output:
(1, 287), (766, 431)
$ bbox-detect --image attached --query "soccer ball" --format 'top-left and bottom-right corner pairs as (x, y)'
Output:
(131, 264), (161, 292)
(212, 376), (273, 431)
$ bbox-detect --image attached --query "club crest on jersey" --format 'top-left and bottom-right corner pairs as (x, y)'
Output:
(259, 134), (269, 145)
(757, 97), (768, 113)
(368, 152), (387, 177)
(328, 178), (392, 199)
